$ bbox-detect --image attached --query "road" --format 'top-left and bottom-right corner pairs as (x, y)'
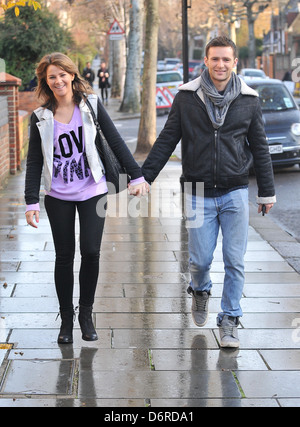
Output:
(115, 115), (300, 242)
(115, 114), (178, 156)
(249, 165), (300, 242)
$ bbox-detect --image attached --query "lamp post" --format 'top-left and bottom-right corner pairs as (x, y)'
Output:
(182, 0), (188, 83)
(182, 0), (191, 83)
(180, 0), (191, 194)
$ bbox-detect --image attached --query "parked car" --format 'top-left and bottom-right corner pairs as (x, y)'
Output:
(239, 68), (267, 80)
(164, 58), (181, 70)
(156, 71), (183, 96)
(191, 62), (207, 79)
(188, 60), (202, 76)
(157, 60), (165, 71)
(247, 78), (300, 168)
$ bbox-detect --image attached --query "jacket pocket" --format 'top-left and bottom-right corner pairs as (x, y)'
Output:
(234, 137), (249, 172)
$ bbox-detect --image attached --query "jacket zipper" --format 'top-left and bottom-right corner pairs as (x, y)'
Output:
(214, 129), (218, 187)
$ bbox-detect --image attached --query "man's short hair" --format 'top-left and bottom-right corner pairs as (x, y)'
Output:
(205, 36), (237, 58)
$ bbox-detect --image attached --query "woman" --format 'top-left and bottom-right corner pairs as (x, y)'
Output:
(25, 52), (148, 344)
(97, 62), (110, 105)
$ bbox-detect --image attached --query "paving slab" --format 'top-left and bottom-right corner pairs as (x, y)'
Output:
(150, 398), (279, 407)
(77, 371), (241, 400)
(279, 399), (300, 407)
(240, 313), (299, 328)
(95, 312), (218, 329)
(1, 359), (76, 395)
(111, 329), (219, 349)
(9, 329), (112, 349)
(218, 328), (299, 349)
(151, 349), (268, 371)
(235, 371), (300, 399)
(260, 350), (300, 370)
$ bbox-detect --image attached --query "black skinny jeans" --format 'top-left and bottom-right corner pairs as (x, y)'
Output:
(101, 88), (108, 102)
(44, 194), (107, 311)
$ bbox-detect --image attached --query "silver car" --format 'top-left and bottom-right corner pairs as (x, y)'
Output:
(239, 68), (267, 80)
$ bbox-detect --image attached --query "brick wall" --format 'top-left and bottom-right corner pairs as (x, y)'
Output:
(19, 91), (39, 115)
(0, 73), (22, 175)
(0, 74), (33, 188)
(0, 96), (9, 187)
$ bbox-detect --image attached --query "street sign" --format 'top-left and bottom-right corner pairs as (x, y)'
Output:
(108, 19), (125, 41)
(156, 87), (172, 109)
(161, 87), (175, 105)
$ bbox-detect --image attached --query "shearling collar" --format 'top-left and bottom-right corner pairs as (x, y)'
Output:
(179, 74), (258, 97)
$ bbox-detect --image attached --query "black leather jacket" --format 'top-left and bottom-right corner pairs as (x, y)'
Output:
(142, 77), (275, 203)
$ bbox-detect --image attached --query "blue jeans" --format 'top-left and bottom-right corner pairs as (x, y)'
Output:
(186, 188), (249, 319)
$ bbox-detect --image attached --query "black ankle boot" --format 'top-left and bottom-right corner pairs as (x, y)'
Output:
(78, 305), (98, 341)
(57, 308), (75, 344)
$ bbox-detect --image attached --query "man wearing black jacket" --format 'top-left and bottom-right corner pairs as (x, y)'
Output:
(141, 36), (276, 348)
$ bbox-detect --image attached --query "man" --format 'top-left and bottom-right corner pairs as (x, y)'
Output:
(82, 62), (95, 88)
(141, 36), (276, 348)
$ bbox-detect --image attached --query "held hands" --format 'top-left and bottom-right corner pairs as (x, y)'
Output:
(128, 182), (150, 197)
(25, 210), (39, 228)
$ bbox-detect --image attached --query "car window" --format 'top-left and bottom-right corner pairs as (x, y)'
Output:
(244, 70), (265, 78)
(252, 84), (295, 111)
(165, 59), (180, 65)
(157, 73), (182, 83)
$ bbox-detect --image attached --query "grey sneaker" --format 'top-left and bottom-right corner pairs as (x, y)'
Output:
(217, 315), (240, 348)
(187, 286), (210, 327)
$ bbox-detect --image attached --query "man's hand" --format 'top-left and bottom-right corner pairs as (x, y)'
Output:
(258, 203), (273, 215)
(25, 210), (39, 228)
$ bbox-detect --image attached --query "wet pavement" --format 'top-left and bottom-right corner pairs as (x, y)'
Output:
(0, 97), (299, 407)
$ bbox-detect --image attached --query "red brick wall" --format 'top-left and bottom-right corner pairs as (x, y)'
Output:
(0, 74), (33, 188)
(0, 93), (9, 187)
(19, 91), (40, 115)
(0, 73), (22, 175)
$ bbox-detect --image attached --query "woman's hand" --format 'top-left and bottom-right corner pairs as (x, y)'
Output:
(128, 182), (150, 197)
(25, 210), (39, 228)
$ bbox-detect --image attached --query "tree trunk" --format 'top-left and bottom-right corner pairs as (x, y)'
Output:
(119, 0), (144, 113)
(244, 1), (271, 69)
(135, 0), (159, 157)
(110, 38), (126, 98)
(247, 6), (256, 68)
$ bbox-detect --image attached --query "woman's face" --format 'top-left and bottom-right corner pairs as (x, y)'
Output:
(46, 64), (74, 100)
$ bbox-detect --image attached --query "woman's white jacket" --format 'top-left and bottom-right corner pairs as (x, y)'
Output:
(25, 94), (142, 205)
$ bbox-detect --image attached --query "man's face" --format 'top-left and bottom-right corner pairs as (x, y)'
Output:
(204, 46), (238, 88)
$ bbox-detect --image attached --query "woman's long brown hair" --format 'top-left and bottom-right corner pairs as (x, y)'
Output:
(35, 52), (94, 112)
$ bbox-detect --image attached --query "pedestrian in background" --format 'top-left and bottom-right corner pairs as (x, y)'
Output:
(97, 62), (110, 105)
(82, 61), (95, 88)
(25, 52), (148, 344)
(140, 36), (276, 348)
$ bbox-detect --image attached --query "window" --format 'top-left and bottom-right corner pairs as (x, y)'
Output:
(253, 84), (295, 111)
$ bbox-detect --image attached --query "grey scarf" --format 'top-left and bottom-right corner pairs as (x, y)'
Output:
(200, 68), (241, 129)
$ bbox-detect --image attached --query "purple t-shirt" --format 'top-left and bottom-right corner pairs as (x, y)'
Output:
(47, 105), (108, 201)
(26, 105), (144, 212)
